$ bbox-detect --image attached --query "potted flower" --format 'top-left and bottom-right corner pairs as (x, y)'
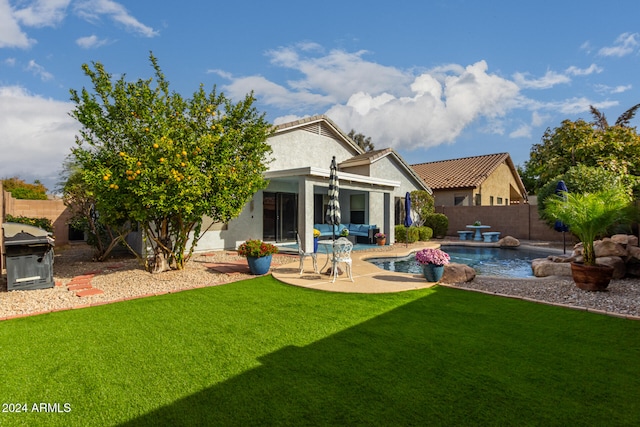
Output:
(374, 232), (386, 246)
(473, 220), (482, 226)
(340, 228), (349, 237)
(237, 239), (279, 275)
(415, 248), (450, 282)
(545, 185), (635, 291)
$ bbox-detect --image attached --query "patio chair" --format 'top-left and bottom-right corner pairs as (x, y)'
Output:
(297, 233), (318, 275)
(330, 237), (354, 283)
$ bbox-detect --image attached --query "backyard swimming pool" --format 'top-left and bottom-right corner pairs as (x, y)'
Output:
(368, 245), (556, 278)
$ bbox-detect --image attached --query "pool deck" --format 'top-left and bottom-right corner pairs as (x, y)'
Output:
(272, 241), (441, 293)
(271, 238), (566, 294)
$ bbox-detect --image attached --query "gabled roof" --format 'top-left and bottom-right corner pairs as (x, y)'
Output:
(340, 148), (432, 193)
(273, 114), (364, 155)
(412, 152), (527, 195)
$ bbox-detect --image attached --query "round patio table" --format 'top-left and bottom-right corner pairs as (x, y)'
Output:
(466, 225), (491, 241)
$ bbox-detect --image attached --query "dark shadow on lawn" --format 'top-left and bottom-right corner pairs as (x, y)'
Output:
(117, 287), (638, 426)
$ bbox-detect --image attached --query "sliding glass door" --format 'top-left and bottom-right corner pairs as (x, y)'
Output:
(263, 192), (297, 242)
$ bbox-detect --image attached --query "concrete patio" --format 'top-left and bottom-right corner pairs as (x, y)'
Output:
(271, 242), (440, 293)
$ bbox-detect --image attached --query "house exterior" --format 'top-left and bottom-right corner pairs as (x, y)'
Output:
(194, 115), (431, 253)
(411, 153), (528, 207)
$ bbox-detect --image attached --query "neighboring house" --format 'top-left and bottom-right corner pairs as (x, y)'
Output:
(411, 153), (528, 207)
(194, 115), (431, 253)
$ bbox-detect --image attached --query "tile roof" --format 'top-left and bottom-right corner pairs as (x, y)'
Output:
(412, 152), (515, 190)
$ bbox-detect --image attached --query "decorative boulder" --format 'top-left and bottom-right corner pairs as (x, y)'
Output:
(627, 245), (640, 261)
(498, 236), (520, 247)
(594, 240), (627, 258)
(531, 258), (572, 277)
(611, 234), (638, 247)
(441, 263), (476, 284)
(596, 256), (626, 279)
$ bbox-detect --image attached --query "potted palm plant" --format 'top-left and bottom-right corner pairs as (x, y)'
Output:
(545, 185), (635, 291)
(237, 239), (279, 275)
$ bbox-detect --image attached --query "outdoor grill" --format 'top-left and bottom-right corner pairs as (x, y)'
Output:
(2, 222), (55, 291)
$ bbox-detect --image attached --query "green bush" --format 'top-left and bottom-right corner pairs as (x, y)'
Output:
(407, 227), (419, 243)
(5, 214), (53, 233)
(424, 213), (449, 238)
(2, 177), (48, 200)
(395, 225), (407, 242)
(418, 226), (433, 241)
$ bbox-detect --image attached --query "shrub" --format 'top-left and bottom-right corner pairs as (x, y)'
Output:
(424, 213), (449, 238)
(418, 226), (433, 241)
(5, 214), (53, 233)
(2, 177), (48, 200)
(395, 225), (407, 242)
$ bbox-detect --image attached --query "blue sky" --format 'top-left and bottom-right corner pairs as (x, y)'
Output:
(2, 0), (640, 192)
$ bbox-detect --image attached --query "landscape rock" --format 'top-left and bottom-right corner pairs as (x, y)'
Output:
(610, 234), (639, 247)
(594, 240), (627, 258)
(627, 245), (640, 261)
(596, 256), (627, 279)
(441, 263), (476, 284)
(498, 236), (520, 247)
(531, 258), (572, 277)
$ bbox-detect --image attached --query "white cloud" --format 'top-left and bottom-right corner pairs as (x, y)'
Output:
(4, 57), (16, 66)
(0, 0), (34, 48)
(325, 60), (521, 150)
(26, 59), (53, 81)
(531, 111), (549, 127)
(595, 83), (632, 95)
(548, 97), (618, 115)
(512, 70), (571, 89)
(598, 32), (639, 57)
(76, 34), (109, 48)
(0, 85), (78, 189)
(509, 124), (531, 139)
(566, 63), (603, 76)
(74, 0), (159, 37)
(14, 0), (70, 27)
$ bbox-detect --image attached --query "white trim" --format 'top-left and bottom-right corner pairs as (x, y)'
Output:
(265, 167), (400, 188)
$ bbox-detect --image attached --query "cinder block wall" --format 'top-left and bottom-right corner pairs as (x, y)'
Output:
(2, 188), (72, 247)
(435, 204), (568, 242)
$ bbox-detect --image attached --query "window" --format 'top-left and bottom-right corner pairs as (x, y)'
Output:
(474, 194), (481, 206)
(490, 196), (494, 206)
(497, 197), (503, 204)
(454, 195), (467, 206)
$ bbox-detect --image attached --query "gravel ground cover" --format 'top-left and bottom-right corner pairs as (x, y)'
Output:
(1, 242), (639, 320)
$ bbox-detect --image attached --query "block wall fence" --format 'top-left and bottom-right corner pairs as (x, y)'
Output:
(1, 182), (72, 270)
(435, 204), (567, 242)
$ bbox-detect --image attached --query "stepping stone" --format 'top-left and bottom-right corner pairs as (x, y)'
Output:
(204, 261), (250, 274)
(68, 283), (93, 291)
(76, 288), (104, 297)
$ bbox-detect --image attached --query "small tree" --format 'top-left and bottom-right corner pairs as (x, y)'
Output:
(409, 190), (435, 226)
(69, 53), (273, 272)
(347, 129), (375, 152)
(1, 177), (48, 200)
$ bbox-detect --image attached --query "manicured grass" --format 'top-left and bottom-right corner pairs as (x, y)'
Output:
(1, 277), (639, 426)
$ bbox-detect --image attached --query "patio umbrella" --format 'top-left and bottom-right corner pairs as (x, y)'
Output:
(554, 180), (569, 253)
(404, 192), (412, 247)
(325, 156), (341, 234)
(325, 156), (341, 273)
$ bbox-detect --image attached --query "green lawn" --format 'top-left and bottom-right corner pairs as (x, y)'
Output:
(1, 277), (639, 426)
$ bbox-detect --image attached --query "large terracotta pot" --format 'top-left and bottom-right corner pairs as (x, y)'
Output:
(570, 262), (614, 291)
(376, 237), (386, 246)
(247, 255), (273, 275)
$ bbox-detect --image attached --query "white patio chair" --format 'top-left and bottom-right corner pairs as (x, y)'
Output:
(297, 233), (318, 275)
(330, 237), (354, 283)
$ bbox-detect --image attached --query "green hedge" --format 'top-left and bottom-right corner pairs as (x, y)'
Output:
(424, 213), (449, 238)
(395, 225), (428, 243)
(4, 214), (54, 233)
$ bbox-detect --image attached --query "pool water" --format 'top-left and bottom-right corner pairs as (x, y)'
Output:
(368, 245), (554, 278)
